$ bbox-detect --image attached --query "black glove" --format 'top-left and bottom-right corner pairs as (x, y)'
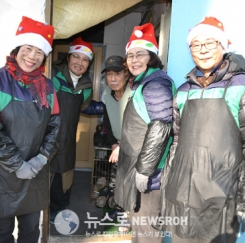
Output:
(15, 161), (37, 179)
(28, 153), (47, 172)
(237, 211), (245, 232)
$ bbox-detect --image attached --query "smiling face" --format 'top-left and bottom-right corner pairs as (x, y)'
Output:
(190, 35), (224, 77)
(67, 52), (90, 76)
(15, 45), (45, 72)
(126, 47), (150, 76)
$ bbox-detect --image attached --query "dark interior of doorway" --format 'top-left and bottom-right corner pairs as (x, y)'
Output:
(50, 170), (104, 235)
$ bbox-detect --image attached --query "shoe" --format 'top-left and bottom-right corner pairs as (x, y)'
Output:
(95, 186), (110, 208)
(50, 210), (61, 224)
(111, 164), (118, 175)
(95, 177), (107, 191)
(96, 196), (107, 208)
(108, 196), (117, 209)
(91, 191), (99, 199)
(110, 177), (116, 183)
(109, 182), (115, 188)
(109, 209), (119, 220)
(110, 172), (116, 178)
(107, 192), (124, 211)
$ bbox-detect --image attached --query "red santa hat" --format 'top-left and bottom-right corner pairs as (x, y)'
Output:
(15, 16), (54, 56)
(68, 37), (94, 60)
(125, 23), (159, 54)
(187, 16), (231, 51)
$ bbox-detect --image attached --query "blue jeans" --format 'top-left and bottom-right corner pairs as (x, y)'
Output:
(0, 212), (40, 243)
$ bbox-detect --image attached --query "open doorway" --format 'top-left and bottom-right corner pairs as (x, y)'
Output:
(49, 41), (106, 233)
(43, 1), (172, 242)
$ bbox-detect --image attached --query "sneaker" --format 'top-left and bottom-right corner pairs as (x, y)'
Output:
(96, 177), (107, 191)
(50, 210), (61, 224)
(109, 182), (115, 188)
(110, 172), (116, 178)
(110, 177), (116, 183)
(108, 196), (117, 209)
(96, 196), (107, 208)
(95, 186), (110, 208)
(109, 209), (119, 220)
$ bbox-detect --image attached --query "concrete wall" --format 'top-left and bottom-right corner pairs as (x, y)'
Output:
(100, 12), (141, 100)
(0, 0), (47, 67)
(103, 12), (142, 59)
(103, 2), (168, 60)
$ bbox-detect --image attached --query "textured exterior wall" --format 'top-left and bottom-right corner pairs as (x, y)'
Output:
(0, 0), (46, 67)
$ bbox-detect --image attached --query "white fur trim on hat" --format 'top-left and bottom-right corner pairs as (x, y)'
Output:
(187, 24), (229, 51)
(69, 45), (93, 60)
(15, 32), (52, 56)
(125, 39), (158, 55)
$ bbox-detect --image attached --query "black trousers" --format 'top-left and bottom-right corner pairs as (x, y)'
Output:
(50, 172), (71, 213)
(0, 212), (40, 243)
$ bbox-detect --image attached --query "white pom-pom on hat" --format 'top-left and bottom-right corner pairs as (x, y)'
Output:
(134, 30), (143, 38)
(126, 23), (159, 54)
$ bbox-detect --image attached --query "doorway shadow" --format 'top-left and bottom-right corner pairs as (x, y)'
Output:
(49, 170), (104, 235)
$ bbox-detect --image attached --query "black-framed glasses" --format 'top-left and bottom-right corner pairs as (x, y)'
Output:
(127, 53), (149, 61)
(70, 53), (90, 64)
(189, 40), (220, 52)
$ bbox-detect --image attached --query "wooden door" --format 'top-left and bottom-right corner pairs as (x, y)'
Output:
(75, 46), (103, 169)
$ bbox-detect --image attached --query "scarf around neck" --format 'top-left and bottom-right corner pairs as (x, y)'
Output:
(5, 55), (50, 110)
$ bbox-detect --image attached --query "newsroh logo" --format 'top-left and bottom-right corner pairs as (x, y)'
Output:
(54, 209), (79, 235)
(131, 216), (188, 226)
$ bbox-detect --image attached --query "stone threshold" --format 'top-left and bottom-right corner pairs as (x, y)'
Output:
(49, 234), (131, 242)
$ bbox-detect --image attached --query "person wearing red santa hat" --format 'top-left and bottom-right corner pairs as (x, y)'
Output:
(160, 16), (245, 242)
(49, 36), (104, 222)
(114, 22), (176, 243)
(0, 16), (60, 243)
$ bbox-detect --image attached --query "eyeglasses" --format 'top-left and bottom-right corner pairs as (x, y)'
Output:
(70, 53), (90, 64)
(127, 53), (149, 61)
(189, 40), (220, 52)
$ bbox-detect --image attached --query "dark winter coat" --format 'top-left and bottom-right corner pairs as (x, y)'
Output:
(114, 68), (175, 211)
(50, 60), (93, 173)
(0, 68), (60, 218)
(160, 53), (245, 241)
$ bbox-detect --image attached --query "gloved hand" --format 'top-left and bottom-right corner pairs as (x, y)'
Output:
(15, 161), (37, 179)
(237, 211), (245, 232)
(135, 171), (149, 193)
(28, 153), (47, 173)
